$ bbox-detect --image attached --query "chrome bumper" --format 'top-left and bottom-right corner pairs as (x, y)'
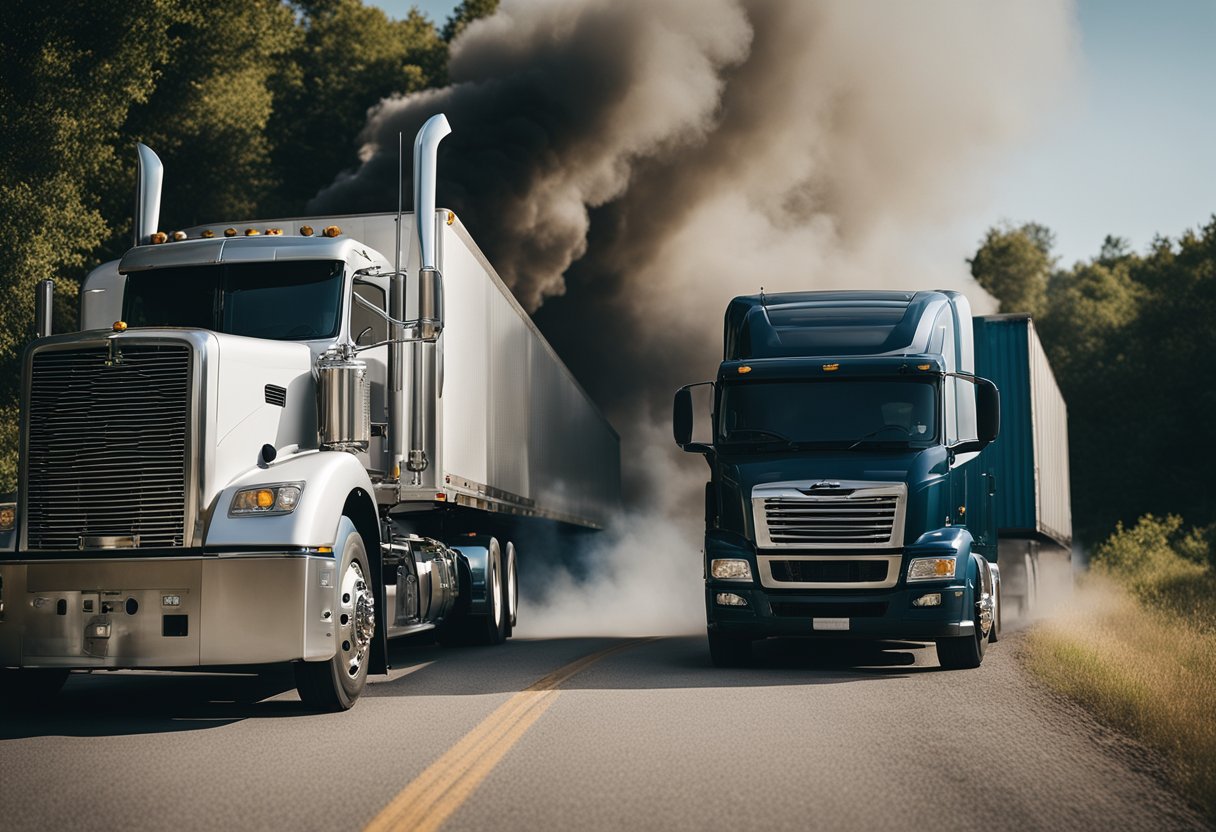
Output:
(0, 555), (338, 669)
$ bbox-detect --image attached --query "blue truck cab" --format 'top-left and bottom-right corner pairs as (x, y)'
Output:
(674, 290), (1003, 669)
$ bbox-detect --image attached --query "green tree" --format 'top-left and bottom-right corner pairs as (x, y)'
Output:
(118, 0), (299, 233)
(442, 0), (500, 43)
(968, 222), (1054, 317)
(0, 1), (182, 489)
(266, 0), (446, 213)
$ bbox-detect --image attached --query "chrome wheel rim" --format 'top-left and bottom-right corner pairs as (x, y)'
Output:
(490, 547), (502, 628)
(339, 559), (374, 679)
(507, 546), (518, 624)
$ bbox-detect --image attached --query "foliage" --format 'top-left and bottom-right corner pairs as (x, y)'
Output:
(266, 0), (447, 213)
(967, 221), (1054, 318)
(1025, 516), (1216, 824)
(442, 0), (500, 42)
(973, 218), (1216, 542)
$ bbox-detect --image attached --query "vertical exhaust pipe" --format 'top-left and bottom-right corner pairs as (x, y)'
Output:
(405, 114), (451, 482)
(34, 279), (54, 339)
(134, 143), (164, 247)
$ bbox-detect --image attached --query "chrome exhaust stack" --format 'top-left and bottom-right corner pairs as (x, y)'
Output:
(133, 143), (164, 247)
(404, 114), (450, 483)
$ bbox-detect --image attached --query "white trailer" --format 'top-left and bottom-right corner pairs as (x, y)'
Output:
(0, 115), (620, 709)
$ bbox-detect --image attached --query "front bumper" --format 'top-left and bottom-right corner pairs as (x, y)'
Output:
(0, 554), (338, 669)
(706, 582), (975, 640)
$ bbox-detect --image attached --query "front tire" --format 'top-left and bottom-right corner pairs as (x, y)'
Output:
(295, 526), (374, 711)
(936, 609), (987, 670)
(708, 630), (752, 667)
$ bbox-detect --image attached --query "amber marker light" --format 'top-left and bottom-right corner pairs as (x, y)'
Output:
(446, 211), (455, 225)
(918, 363), (932, 371)
(435, 493), (448, 501)
(113, 321), (128, 332)
(737, 366), (752, 374)
(823, 363), (840, 372)
(245, 228), (260, 236)
(201, 229), (215, 239)
(171, 231), (186, 241)
(224, 227), (237, 237)
(150, 231), (168, 244)
(300, 225), (314, 237)
(322, 225), (342, 238)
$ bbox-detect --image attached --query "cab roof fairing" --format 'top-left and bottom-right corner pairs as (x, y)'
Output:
(117, 235), (391, 275)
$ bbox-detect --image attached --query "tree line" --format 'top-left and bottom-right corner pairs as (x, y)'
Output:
(0, 0), (496, 490)
(970, 220), (1216, 549)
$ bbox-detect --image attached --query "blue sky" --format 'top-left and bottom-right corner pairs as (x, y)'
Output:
(374, 0), (1216, 268)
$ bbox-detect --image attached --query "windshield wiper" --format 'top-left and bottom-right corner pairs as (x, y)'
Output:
(720, 427), (796, 446)
(846, 424), (912, 451)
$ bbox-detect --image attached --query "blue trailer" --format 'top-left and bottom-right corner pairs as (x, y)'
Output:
(971, 314), (1072, 615)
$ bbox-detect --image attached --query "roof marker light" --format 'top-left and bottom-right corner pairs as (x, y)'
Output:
(245, 228), (259, 236)
(300, 225), (314, 237)
(150, 231), (167, 244)
(113, 321), (127, 332)
(201, 229), (215, 239)
(446, 211), (455, 226)
(322, 225), (342, 238)
(224, 228), (237, 237)
(171, 231), (186, 241)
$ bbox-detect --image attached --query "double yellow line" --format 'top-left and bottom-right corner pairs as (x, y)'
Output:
(365, 638), (656, 832)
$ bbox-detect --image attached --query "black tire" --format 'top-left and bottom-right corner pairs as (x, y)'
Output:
(0, 668), (70, 708)
(295, 526), (374, 711)
(708, 631), (752, 668)
(936, 605), (987, 670)
(438, 538), (507, 647)
(504, 541), (518, 638)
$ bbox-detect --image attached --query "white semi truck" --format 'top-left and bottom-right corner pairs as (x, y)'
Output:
(0, 115), (620, 709)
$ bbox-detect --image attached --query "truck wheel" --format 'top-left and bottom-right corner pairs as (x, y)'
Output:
(504, 541), (518, 637)
(0, 668), (70, 708)
(472, 537), (507, 645)
(708, 631), (752, 667)
(936, 607), (987, 670)
(294, 527), (374, 711)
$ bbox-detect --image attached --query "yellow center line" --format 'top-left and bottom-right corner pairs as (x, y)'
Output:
(364, 637), (658, 832)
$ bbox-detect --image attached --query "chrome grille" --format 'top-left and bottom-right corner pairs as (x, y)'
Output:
(762, 495), (898, 545)
(26, 344), (191, 549)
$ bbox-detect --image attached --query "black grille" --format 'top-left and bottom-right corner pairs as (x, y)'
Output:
(769, 560), (889, 583)
(763, 496), (897, 544)
(770, 602), (888, 618)
(26, 343), (191, 549)
(264, 384), (287, 407)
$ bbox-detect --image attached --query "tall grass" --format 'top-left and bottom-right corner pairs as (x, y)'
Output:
(1023, 515), (1216, 823)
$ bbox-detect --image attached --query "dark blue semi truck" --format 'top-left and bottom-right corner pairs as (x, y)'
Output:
(673, 290), (1068, 669)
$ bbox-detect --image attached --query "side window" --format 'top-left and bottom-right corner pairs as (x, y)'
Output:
(351, 283), (388, 346)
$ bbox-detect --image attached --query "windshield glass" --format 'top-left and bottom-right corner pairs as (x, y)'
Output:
(718, 379), (938, 448)
(123, 260), (344, 341)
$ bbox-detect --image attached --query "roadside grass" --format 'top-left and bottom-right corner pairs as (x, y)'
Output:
(1022, 515), (1216, 824)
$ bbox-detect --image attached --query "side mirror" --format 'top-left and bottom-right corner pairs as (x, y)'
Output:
(976, 377), (1000, 444)
(673, 386), (693, 447)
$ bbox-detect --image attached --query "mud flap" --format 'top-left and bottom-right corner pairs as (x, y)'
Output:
(369, 542), (390, 675)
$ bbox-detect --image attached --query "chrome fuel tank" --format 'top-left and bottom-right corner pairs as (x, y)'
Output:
(317, 351), (370, 452)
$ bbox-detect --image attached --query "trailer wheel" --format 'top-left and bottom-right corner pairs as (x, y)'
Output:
(471, 537), (507, 645)
(504, 541), (518, 637)
(0, 668), (69, 708)
(294, 526), (373, 711)
(707, 631), (752, 668)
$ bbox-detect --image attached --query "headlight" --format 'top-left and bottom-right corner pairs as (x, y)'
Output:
(0, 503), (15, 531)
(229, 483), (303, 517)
(710, 558), (753, 581)
(907, 556), (957, 581)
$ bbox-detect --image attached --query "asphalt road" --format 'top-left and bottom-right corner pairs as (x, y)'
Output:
(0, 630), (1206, 831)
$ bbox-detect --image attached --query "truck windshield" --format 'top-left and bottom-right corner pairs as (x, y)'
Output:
(718, 379), (938, 448)
(123, 260), (344, 341)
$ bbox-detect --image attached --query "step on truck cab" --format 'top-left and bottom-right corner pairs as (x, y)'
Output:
(674, 290), (1003, 669)
(0, 115), (620, 709)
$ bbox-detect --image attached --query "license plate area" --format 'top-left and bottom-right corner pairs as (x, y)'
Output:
(813, 617), (850, 631)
